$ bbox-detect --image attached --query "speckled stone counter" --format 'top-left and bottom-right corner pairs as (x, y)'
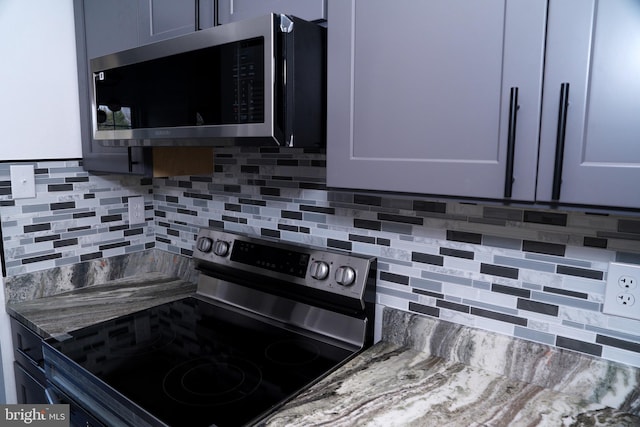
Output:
(6, 272), (196, 339)
(263, 309), (640, 427)
(4, 249), (197, 304)
(5, 252), (639, 426)
(5, 249), (198, 338)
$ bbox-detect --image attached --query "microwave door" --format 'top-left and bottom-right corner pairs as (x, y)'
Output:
(90, 14), (278, 145)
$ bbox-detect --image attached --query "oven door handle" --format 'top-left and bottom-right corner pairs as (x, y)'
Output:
(44, 386), (62, 405)
(46, 382), (108, 427)
(17, 348), (45, 370)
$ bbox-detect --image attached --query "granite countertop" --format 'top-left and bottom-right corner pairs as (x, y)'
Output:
(6, 271), (639, 426)
(6, 272), (196, 339)
(264, 341), (639, 427)
(265, 309), (640, 427)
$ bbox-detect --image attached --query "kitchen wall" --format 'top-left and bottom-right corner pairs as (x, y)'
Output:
(0, 160), (153, 277)
(0, 1), (82, 402)
(2, 149), (640, 372)
(0, 0), (82, 160)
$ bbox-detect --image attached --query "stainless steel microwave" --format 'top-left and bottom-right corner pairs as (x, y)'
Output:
(91, 14), (326, 148)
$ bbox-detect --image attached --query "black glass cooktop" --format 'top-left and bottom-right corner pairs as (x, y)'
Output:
(50, 297), (355, 427)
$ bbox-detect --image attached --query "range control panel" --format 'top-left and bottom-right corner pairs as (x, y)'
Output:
(194, 228), (376, 300)
(231, 240), (310, 278)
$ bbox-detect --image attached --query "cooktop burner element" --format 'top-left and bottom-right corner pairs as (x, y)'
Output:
(43, 228), (377, 427)
(162, 356), (263, 406)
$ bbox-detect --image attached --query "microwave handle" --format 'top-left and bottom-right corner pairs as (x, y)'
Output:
(280, 14), (294, 33)
(279, 14), (295, 147)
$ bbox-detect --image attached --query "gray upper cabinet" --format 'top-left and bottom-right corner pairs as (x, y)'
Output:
(138, 0), (215, 45)
(328, 0), (640, 209)
(326, 0), (547, 200)
(536, 0), (640, 208)
(217, 0), (326, 24)
(83, 1), (139, 58)
(75, 0), (213, 174)
(75, 0), (152, 174)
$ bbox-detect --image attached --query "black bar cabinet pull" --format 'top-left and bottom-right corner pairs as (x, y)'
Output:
(127, 147), (139, 173)
(504, 87), (519, 198)
(552, 83), (570, 200)
(195, 0), (201, 31)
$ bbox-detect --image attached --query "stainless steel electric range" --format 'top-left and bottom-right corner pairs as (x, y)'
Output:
(42, 228), (377, 427)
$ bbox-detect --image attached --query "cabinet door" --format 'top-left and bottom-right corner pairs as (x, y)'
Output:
(138, 0), (215, 45)
(327, 0), (546, 200)
(83, 0), (139, 58)
(537, 0), (640, 208)
(218, 0), (325, 24)
(74, 0), (152, 175)
(14, 363), (46, 404)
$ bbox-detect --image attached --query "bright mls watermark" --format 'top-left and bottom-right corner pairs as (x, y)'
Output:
(0, 405), (69, 426)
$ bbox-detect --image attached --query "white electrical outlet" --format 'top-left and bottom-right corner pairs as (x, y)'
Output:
(602, 262), (640, 321)
(128, 196), (146, 225)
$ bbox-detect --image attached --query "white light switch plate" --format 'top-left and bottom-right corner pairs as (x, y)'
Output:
(602, 262), (640, 321)
(10, 164), (36, 199)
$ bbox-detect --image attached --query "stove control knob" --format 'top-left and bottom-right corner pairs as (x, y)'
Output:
(213, 240), (230, 257)
(335, 266), (356, 287)
(310, 261), (330, 280)
(196, 237), (213, 253)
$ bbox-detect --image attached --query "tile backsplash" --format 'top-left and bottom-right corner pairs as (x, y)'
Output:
(0, 161), (154, 276)
(1, 150), (640, 368)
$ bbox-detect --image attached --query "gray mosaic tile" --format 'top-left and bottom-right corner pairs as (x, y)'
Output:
(556, 336), (602, 357)
(377, 285), (419, 302)
(383, 198), (414, 210)
(483, 206), (523, 221)
(472, 280), (491, 290)
(410, 277), (443, 293)
(598, 231), (640, 241)
(302, 212), (327, 224)
(437, 299), (469, 313)
(562, 320), (585, 329)
(22, 204), (52, 213)
(462, 298), (519, 316)
(514, 326), (556, 345)
(482, 235), (522, 250)
(526, 252), (592, 268)
(522, 282), (543, 291)
(617, 252), (640, 265)
(556, 265), (604, 280)
(531, 291), (600, 311)
(471, 306), (526, 325)
(468, 217), (507, 226)
(618, 219), (640, 234)
(380, 222), (413, 235)
(48, 166), (85, 173)
(420, 270), (473, 287)
(585, 325), (640, 343)
(481, 262), (519, 279)
(493, 255), (555, 273)
(55, 256), (80, 267)
(3, 151), (640, 368)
